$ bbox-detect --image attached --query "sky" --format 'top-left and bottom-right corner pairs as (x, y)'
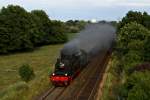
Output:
(0, 0), (150, 21)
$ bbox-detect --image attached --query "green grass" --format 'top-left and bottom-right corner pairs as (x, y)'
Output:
(0, 44), (63, 100)
(0, 33), (77, 100)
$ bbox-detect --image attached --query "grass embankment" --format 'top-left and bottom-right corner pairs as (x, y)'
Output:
(0, 44), (63, 100)
(100, 54), (118, 100)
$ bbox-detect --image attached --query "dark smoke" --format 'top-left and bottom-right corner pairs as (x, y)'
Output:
(61, 23), (116, 56)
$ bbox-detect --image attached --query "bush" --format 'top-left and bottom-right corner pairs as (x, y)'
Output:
(19, 64), (35, 82)
(118, 71), (150, 100)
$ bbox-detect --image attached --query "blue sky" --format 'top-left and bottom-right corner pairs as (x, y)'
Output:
(0, 0), (150, 21)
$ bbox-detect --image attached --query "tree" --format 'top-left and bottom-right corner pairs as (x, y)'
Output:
(0, 5), (68, 54)
(0, 5), (34, 53)
(118, 11), (150, 32)
(117, 22), (149, 56)
(143, 12), (150, 30)
(117, 11), (143, 31)
(116, 22), (150, 72)
(31, 10), (51, 45)
(48, 20), (68, 43)
(31, 11), (68, 44)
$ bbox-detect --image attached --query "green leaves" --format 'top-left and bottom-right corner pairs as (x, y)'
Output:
(120, 71), (150, 100)
(117, 11), (150, 31)
(117, 22), (149, 51)
(115, 11), (150, 100)
(19, 64), (35, 82)
(0, 5), (68, 54)
(0, 5), (34, 53)
(143, 35), (150, 61)
(116, 22), (150, 72)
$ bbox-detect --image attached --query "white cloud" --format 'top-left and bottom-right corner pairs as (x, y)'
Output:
(0, 0), (150, 21)
(1, 0), (150, 9)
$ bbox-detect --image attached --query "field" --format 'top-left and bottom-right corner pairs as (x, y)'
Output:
(0, 33), (76, 100)
(0, 44), (63, 89)
(0, 44), (63, 99)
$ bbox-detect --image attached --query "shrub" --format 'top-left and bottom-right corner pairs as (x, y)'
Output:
(19, 64), (35, 82)
(118, 71), (150, 100)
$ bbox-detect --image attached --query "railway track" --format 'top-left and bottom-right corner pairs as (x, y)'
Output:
(36, 50), (111, 100)
(74, 51), (110, 100)
(37, 86), (66, 100)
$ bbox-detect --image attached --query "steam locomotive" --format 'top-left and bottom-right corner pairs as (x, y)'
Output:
(50, 47), (89, 86)
(50, 23), (116, 86)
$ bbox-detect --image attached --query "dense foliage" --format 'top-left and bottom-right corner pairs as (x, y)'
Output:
(117, 11), (150, 31)
(117, 22), (150, 71)
(19, 64), (35, 82)
(119, 71), (150, 100)
(112, 11), (150, 100)
(0, 5), (69, 54)
(0, 5), (34, 53)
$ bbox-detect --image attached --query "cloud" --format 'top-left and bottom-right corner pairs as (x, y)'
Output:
(0, 0), (150, 21)
(1, 0), (150, 9)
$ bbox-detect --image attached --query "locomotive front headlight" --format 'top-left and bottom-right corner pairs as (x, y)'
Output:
(52, 73), (55, 76)
(65, 73), (68, 76)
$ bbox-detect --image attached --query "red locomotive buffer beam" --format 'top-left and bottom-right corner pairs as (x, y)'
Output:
(50, 75), (72, 86)
(51, 76), (68, 81)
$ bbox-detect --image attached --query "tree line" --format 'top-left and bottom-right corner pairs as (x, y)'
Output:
(0, 5), (87, 54)
(111, 11), (150, 100)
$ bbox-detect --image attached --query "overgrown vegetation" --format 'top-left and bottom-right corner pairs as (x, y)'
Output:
(106, 11), (150, 100)
(0, 5), (86, 54)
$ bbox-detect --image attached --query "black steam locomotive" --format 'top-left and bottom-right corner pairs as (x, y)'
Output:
(50, 23), (116, 86)
(50, 47), (88, 86)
